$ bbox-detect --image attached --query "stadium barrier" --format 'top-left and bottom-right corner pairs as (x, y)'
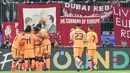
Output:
(0, 47), (130, 71)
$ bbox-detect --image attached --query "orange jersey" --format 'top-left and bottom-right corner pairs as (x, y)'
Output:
(87, 31), (98, 49)
(71, 29), (87, 48)
(40, 29), (51, 46)
(35, 33), (43, 46)
(19, 40), (25, 51)
(12, 34), (25, 50)
(24, 33), (37, 50)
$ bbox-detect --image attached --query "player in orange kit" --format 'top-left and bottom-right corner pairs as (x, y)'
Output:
(18, 40), (25, 71)
(70, 23), (87, 72)
(37, 24), (51, 71)
(23, 25), (37, 71)
(11, 30), (25, 71)
(86, 25), (98, 71)
(33, 26), (44, 71)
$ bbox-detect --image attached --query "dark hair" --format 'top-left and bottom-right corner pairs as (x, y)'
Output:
(33, 26), (40, 32)
(88, 25), (94, 30)
(25, 25), (31, 33)
(76, 23), (81, 27)
(49, 15), (54, 23)
(37, 24), (42, 29)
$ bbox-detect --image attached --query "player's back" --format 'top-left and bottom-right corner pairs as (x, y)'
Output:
(72, 29), (87, 48)
(24, 33), (36, 50)
(12, 34), (24, 49)
(87, 31), (98, 49)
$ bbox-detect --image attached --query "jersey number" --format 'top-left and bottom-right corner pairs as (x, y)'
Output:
(75, 33), (83, 40)
(26, 38), (31, 44)
(93, 35), (96, 42)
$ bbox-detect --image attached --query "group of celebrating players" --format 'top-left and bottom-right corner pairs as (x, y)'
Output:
(11, 24), (51, 71)
(11, 22), (98, 72)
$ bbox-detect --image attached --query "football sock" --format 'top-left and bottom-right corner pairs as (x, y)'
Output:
(12, 61), (16, 69)
(92, 58), (97, 65)
(46, 58), (50, 70)
(36, 61), (39, 71)
(25, 60), (29, 70)
(39, 62), (43, 71)
(18, 63), (22, 70)
(88, 60), (93, 70)
(22, 63), (25, 70)
(31, 60), (35, 69)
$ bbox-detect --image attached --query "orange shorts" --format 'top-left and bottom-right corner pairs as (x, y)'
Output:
(24, 49), (35, 58)
(43, 44), (51, 55)
(87, 49), (96, 56)
(12, 47), (19, 58)
(35, 46), (45, 57)
(73, 47), (84, 57)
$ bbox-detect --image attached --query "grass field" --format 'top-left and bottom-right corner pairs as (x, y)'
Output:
(0, 70), (130, 73)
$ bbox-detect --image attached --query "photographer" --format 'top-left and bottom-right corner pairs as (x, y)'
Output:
(4, 38), (11, 49)
(102, 38), (113, 47)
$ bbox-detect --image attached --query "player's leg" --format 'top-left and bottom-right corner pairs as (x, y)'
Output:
(21, 59), (25, 71)
(73, 48), (82, 72)
(18, 50), (23, 71)
(29, 49), (36, 70)
(24, 58), (29, 71)
(35, 57), (39, 71)
(30, 58), (35, 71)
(38, 57), (43, 71)
(45, 45), (51, 70)
(21, 50), (25, 71)
(18, 60), (22, 71)
(87, 49), (93, 71)
(77, 48), (83, 69)
(91, 50), (98, 70)
(45, 54), (50, 70)
(38, 46), (45, 71)
(35, 46), (39, 71)
(42, 53), (45, 70)
(24, 50), (29, 71)
(88, 56), (93, 71)
(11, 48), (18, 71)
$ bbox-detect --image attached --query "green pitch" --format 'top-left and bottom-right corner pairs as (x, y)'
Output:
(0, 70), (130, 73)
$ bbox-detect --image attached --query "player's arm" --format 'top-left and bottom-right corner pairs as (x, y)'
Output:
(95, 33), (98, 43)
(44, 33), (50, 39)
(38, 32), (49, 39)
(70, 32), (74, 41)
(86, 33), (90, 42)
(84, 32), (87, 43)
(34, 37), (42, 46)
(19, 40), (25, 51)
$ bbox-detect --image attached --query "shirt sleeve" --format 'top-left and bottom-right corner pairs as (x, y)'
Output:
(95, 32), (98, 43)
(70, 31), (74, 41)
(86, 32), (90, 41)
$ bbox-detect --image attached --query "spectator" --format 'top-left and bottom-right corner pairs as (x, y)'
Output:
(4, 38), (11, 49)
(102, 38), (113, 47)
